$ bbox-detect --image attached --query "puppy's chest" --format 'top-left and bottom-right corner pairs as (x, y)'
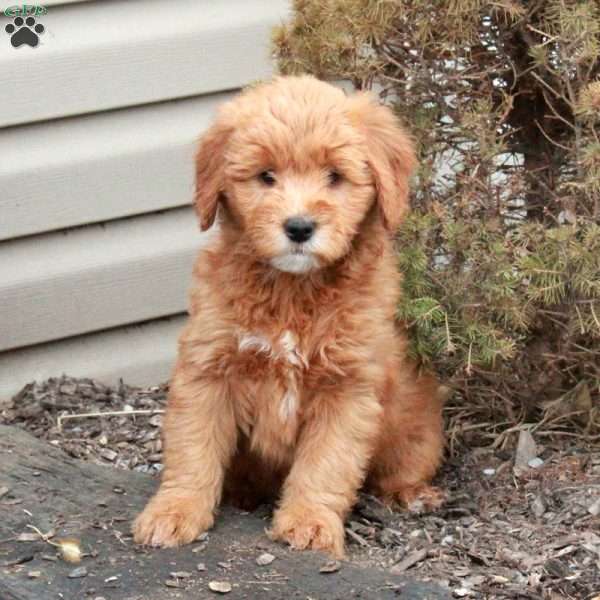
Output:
(233, 329), (308, 425)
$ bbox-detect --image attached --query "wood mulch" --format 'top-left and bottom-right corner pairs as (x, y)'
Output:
(1, 375), (599, 599)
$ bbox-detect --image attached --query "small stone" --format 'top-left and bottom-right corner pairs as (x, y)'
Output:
(528, 457), (544, 469)
(104, 575), (119, 583)
(454, 587), (472, 597)
(319, 560), (341, 573)
(27, 571), (42, 578)
(165, 579), (182, 588)
(208, 581), (232, 593)
(197, 563), (206, 572)
(68, 566), (88, 579)
(256, 552), (276, 566)
(170, 571), (192, 579)
(441, 535), (455, 546)
(482, 468), (495, 476)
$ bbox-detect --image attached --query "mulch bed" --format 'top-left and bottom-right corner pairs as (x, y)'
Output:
(2, 375), (599, 599)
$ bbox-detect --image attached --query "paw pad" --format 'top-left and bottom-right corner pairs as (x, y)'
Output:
(5, 16), (45, 48)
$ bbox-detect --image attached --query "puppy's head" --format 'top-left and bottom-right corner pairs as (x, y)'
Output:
(195, 76), (416, 274)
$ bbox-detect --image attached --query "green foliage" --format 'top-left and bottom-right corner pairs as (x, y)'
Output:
(274, 0), (600, 434)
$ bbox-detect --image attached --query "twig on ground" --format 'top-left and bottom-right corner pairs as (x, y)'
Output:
(57, 409), (165, 431)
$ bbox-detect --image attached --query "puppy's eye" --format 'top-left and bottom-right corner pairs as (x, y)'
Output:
(328, 170), (343, 186)
(258, 170), (276, 186)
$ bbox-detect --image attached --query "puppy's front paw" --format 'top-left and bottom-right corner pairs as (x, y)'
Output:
(133, 493), (214, 547)
(269, 504), (346, 558)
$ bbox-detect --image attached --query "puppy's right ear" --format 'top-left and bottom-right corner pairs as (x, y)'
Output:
(194, 114), (234, 231)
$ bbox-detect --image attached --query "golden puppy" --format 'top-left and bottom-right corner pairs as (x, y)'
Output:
(133, 75), (444, 558)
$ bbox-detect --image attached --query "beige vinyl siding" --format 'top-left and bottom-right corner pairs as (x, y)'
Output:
(0, 0), (289, 399)
(0, 93), (231, 240)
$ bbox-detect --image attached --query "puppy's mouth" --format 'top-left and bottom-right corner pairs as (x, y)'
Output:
(271, 247), (319, 274)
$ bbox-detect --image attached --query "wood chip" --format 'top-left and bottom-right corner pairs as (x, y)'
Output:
(0, 486), (9, 499)
(100, 448), (118, 461)
(27, 571), (42, 578)
(16, 532), (40, 542)
(390, 548), (428, 573)
(514, 429), (537, 473)
(208, 581), (232, 594)
(345, 527), (369, 547)
(197, 563), (206, 571)
(532, 495), (546, 517)
(165, 579), (182, 588)
(588, 497), (600, 516)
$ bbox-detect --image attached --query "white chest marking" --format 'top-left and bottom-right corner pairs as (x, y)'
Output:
(238, 330), (306, 422)
(238, 333), (272, 355)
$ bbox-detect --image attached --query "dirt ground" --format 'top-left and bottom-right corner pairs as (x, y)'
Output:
(1, 376), (599, 599)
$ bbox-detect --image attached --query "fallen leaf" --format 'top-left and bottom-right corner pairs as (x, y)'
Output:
(68, 566), (88, 579)
(256, 552), (276, 566)
(319, 560), (341, 573)
(57, 538), (82, 564)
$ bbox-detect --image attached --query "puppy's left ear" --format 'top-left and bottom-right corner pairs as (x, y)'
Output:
(348, 94), (417, 232)
(195, 110), (234, 231)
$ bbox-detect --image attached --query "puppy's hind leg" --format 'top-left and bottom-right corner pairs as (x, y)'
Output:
(367, 367), (446, 513)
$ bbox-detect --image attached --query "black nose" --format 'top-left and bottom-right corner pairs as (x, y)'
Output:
(284, 217), (316, 243)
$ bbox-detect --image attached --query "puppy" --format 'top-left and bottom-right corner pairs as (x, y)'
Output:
(133, 76), (444, 558)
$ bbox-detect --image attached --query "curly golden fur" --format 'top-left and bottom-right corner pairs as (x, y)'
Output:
(133, 76), (445, 558)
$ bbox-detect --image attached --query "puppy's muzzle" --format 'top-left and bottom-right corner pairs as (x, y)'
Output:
(284, 216), (316, 244)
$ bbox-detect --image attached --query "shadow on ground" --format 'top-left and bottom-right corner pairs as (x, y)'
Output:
(0, 425), (449, 600)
